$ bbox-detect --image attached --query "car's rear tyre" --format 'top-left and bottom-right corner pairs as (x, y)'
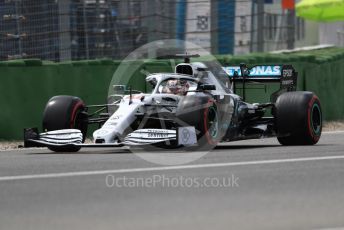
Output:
(275, 91), (322, 145)
(42, 96), (88, 152)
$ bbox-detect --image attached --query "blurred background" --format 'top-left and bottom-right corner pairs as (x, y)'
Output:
(0, 0), (343, 62)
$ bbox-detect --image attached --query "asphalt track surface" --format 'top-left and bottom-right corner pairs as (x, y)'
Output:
(1, 132), (344, 230)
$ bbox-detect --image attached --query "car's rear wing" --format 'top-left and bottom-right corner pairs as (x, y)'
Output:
(222, 64), (298, 102)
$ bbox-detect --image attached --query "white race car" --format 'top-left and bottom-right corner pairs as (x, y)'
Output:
(24, 54), (322, 152)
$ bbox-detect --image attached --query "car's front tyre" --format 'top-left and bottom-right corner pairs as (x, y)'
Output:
(42, 95), (88, 152)
(176, 95), (221, 150)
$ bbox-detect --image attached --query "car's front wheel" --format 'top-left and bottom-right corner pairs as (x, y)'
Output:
(42, 95), (88, 152)
(176, 95), (221, 150)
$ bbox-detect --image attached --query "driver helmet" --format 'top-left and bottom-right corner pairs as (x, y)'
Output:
(165, 79), (189, 95)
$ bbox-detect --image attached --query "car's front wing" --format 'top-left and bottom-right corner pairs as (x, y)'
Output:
(24, 127), (197, 149)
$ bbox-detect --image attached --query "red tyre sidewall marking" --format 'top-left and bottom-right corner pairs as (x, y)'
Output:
(307, 96), (320, 142)
(203, 100), (218, 145)
(70, 101), (84, 128)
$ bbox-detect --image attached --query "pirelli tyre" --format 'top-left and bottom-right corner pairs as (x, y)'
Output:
(42, 96), (88, 152)
(275, 91), (322, 145)
(176, 95), (221, 150)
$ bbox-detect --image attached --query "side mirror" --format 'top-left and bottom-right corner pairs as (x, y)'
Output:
(146, 76), (158, 87)
(199, 84), (216, 91)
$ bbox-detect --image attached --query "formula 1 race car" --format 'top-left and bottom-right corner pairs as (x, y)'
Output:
(24, 54), (322, 152)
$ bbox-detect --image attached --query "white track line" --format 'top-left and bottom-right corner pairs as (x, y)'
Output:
(323, 130), (344, 134)
(1, 155), (344, 182)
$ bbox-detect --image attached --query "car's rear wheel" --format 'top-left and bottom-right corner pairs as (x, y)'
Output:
(42, 96), (88, 152)
(275, 91), (322, 145)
